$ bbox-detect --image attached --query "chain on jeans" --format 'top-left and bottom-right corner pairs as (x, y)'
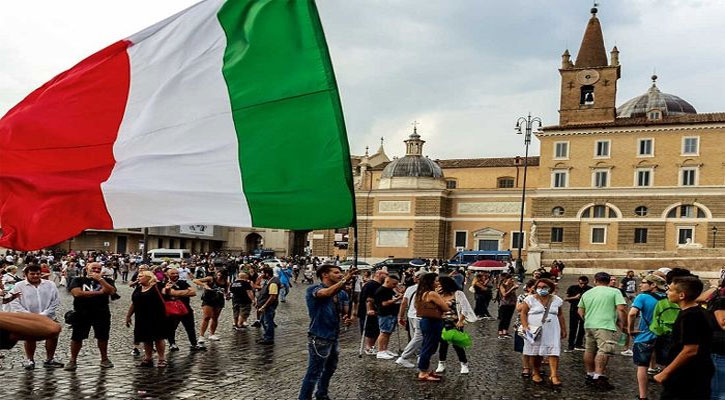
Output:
(310, 337), (334, 359)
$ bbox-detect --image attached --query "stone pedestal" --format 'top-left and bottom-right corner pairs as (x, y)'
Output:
(526, 248), (542, 271)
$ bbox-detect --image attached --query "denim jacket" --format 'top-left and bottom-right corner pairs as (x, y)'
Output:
(306, 284), (349, 341)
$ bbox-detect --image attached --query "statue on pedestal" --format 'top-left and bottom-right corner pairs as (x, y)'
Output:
(529, 222), (539, 249)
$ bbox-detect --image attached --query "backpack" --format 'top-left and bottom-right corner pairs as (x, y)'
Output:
(648, 293), (680, 337)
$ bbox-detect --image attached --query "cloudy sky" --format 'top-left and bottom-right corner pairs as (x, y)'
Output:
(1, 0), (724, 160)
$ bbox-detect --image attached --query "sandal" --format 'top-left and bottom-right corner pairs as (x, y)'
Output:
(157, 360), (167, 368)
(417, 374), (442, 382)
(139, 359), (154, 368)
(531, 374), (544, 384)
(549, 376), (562, 388)
(521, 368), (531, 378)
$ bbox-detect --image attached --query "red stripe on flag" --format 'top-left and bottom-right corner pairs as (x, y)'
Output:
(0, 40), (131, 250)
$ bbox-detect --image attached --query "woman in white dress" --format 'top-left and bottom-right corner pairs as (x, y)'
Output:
(519, 278), (566, 387)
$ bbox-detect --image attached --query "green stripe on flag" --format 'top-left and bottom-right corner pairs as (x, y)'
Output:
(217, 0), (355, 230)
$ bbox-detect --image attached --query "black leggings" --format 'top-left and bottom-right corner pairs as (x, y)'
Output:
(439, 339), (467, 363)
(497, 304), (516, 332)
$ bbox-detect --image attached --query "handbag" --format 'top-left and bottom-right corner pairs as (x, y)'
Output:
(441, 328), (473, 348)
(516, 297), (552, 340)
(155, 285), (189, 317)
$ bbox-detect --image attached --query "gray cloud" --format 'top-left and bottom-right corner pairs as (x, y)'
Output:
(1, 0), (723, 161)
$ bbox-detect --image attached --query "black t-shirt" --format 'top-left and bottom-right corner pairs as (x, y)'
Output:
(565, 284), (592, 307)
(165, 279), (193, 307)
(358, 280), (381, 317)
(665, 306), (714, 384)
(373, 286), (397, 317)
(230, 280), (253, 305)
(711, 297), (725, 356)
(69, 277), (116, 315)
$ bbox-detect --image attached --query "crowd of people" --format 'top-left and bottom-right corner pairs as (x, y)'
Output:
(0, 249), (724, 400)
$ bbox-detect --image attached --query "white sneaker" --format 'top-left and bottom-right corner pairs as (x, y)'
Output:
(620, 349), (633, 356)
(395, 357), (415, 368)
(208, 335), (220, 341)
(198, 337), (206, 344)
(435, 361), (446, 373)
(376, 351), (395, 360)
(384, 350), (399, 357)
(364, 348), (377, 356)
(460, 362), (469, 374)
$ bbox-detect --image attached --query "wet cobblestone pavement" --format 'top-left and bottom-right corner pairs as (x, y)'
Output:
(1, 276), (661, 399)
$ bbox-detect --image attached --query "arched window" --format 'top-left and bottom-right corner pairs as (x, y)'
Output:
(581, 205), (617, 218)
(635, 206), (648, 217)
(667, 204), (706, 218)
(552, 206), (565, 216)
(497, 177), (515, 188)
(580, 85), (594, 105)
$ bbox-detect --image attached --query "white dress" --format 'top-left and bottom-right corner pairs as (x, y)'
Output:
(522, 295), (563, 357)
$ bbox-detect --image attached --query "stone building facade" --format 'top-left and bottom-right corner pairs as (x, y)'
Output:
(312, 7), (725, 272)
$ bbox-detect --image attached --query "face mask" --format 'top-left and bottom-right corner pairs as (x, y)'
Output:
(536, 288), (549, 296)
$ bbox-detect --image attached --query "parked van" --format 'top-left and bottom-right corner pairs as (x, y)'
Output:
(148, 248), (191, 264)
(447, 250), (512, 269)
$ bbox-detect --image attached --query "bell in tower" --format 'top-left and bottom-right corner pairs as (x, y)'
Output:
(557, 6), (621, 126)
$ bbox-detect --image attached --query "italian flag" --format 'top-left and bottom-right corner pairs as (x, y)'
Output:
(0, 0), (355, 251)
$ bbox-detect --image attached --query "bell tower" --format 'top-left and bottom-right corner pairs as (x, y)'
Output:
(559, 6), (620, 126)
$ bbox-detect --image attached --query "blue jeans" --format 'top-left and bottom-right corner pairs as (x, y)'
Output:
(418, 317), (443, 371)
(280, 285), (289, 302)
(713, 353), (725, 400)
(298, 336), (339, 400)
(260, 305), (277, 341)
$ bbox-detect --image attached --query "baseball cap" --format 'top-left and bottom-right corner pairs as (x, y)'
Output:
(643, 274), (667, 290)
(414, 270), (426, 278)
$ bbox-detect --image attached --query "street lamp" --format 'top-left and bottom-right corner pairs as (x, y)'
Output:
(712, 226), (718, 248)
(514, 113), (542, 279)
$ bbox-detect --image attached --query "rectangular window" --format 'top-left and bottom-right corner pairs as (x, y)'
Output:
(497, 177), (515, 188)
(593, 170), (609, 187)
(446, 180), (457, 189)
(636, 169), (651, 187)
(454, 231), (467, 248)
(638, 138), (653, 156)
(680, 205), (695, 218)
(554, 142), (569, 159)
(634, 228), (648, 244)
(681, 168), (697, 186)
(511, 232), (525, 249)
(591, 227), (606, 244)
(682, 137), (699, 155)
(552, 170), (567, 188)
(677, 228), (694, 245)
(595, 140), (610, 157)
(593, 205), (606, 218)
(550, 227), (564, 243)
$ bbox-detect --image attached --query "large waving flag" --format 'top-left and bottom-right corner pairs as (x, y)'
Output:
(0, 0), (355, 250)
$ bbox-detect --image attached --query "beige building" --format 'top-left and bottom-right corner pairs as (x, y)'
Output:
(313, 7), (725, 272)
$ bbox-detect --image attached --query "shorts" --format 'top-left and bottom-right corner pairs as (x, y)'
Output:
(633, 340), (656, 366)
(584, 328), (619, 355)
(71, 314), (111, 342)
(378, 315), (396, 334)
(360, 314), (379, 339)
(233, 303), (252, 319)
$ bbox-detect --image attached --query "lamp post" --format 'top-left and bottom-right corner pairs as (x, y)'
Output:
(514, 113), (542, 280)
(712, 226), (718, 248)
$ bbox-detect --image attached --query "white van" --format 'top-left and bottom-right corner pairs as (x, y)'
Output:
(147, 248), (191, 264)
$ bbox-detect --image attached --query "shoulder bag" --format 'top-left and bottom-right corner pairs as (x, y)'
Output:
(516, 296), (552, 339)
(155, 285), (189, 317)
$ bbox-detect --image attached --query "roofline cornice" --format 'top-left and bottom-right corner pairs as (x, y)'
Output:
(538, 123), (725, 137)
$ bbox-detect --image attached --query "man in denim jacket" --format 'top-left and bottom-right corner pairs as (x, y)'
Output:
(298, 262), (357, 400)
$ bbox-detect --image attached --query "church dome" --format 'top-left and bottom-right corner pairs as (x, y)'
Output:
(617, 76), (696, 118)
(377, 127), (445, 190)
(381, 155), (443, 179)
